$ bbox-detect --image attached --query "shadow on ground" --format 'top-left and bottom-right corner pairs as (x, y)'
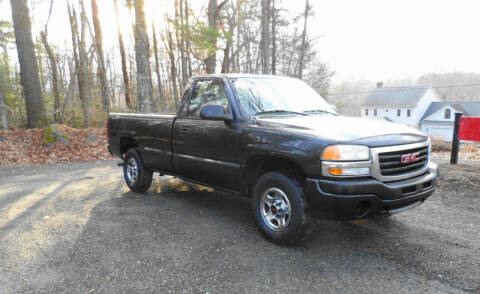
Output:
(25, 176), (478, 293)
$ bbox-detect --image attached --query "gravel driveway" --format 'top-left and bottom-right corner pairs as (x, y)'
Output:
(0, 160), (479, 293)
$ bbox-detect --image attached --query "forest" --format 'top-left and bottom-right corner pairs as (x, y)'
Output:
(0, 0), (336, 130)
(1, 0), (479, 130)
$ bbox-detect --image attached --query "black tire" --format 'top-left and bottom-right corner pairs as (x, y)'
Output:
(123, 149), (153, 193)
(252, 171), (314, 246)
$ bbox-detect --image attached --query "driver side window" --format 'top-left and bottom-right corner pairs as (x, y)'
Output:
(187, 79), (230, 119)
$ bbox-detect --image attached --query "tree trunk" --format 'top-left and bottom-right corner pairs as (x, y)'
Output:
(79, 0), (92, 127)
(205, 0), (217, 73)
(178, 0), (188, 88)
(0, 69), (8, 130)
(40, 31), (61, 123)
(61, 59), (76, 122)
(91, 0), (111, 113)
(167, 31), (179, 110)
(261, 0), (271, 74)
(298, 0), (309, 79)
(107, 55), (116, 107)
(271, 0), (277, 75)
(152, 25), (165, 111)
(36, 39), (46, 94)
(221, 41), (231, 73)
(185, 0), (192, 77)
(114, 0), (131, 109)
(134, 0), (152, 113)
(10, 0), (46, 128)
(68, 2), (91, 128)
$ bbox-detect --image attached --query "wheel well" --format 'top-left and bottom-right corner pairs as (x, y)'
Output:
(120, 137), (138, 155)
(242, 156), (306, 197)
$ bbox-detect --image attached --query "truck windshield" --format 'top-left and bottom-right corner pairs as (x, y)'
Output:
(231, 77), (337, 117)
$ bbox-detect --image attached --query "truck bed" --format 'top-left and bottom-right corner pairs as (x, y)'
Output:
(108, 113), (177, 173)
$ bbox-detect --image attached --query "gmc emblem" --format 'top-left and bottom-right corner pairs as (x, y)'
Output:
(401, 152), (420, 164)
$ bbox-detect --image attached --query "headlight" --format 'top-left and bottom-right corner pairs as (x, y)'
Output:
(322, 145), (370, 161)
(321, 145), (371, 177)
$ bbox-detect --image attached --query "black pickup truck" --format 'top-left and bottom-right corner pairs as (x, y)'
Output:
(107, 74), (437, 245)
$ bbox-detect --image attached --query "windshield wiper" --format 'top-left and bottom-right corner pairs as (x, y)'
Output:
(256, 110), (307, 116)
(302, 109), (336, 115)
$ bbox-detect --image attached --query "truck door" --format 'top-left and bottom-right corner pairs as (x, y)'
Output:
(172, 78), (241, 192)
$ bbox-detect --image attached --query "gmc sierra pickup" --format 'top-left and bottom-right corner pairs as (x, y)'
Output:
(107, 74), (437, 245)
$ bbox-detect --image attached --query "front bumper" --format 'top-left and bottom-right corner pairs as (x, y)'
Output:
(305, 162), (438, 221)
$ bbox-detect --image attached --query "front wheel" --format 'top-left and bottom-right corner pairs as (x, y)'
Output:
(123, 149), (153, 193)
(252, 171), (314, 246)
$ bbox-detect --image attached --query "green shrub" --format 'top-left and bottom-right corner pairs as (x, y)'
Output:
(42, 125), (57, 144)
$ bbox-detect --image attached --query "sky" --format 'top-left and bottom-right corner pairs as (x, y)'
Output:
(0, 0), (479, 84)
(309, 0), (480, 83)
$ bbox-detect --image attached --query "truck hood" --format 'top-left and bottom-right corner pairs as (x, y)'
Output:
(255, 115), (428, 144)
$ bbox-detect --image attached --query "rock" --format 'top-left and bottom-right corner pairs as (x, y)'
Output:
(85, 134), (98, 142)
(43, 124), (71, 145)
(0, 135), (6, 142)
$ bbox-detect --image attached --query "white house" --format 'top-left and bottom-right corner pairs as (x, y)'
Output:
(420, 102), (480, 141)
(361, 83), (480, 141)
(361, 83), (439, 127)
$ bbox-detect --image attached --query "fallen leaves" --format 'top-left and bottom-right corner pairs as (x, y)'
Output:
(0, 125), (114, 166)
(431, 143), (480, 161)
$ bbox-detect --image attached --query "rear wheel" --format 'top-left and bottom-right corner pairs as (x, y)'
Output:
(252, 171), (314, 246)
(123, 149), (153, 193)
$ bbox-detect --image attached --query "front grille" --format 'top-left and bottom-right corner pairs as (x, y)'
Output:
(378, 146), (428, 176)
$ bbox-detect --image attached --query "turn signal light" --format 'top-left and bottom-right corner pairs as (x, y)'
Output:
(322, 146), (341, 160)
(328, 167), (370, 176)
(329, 168), (343, 175)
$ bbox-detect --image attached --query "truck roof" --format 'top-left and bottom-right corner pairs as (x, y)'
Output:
(192, 73), (295, 80)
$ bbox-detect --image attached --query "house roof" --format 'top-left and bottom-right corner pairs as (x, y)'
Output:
(421, 102), (480, 121)
(362, 86), (430, 107)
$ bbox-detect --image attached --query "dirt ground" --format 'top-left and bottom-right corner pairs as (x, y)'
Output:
(0, 160), (479, 293)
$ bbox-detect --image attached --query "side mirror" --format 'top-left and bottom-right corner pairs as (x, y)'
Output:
(200, 104), (233, 121)
(330, 104), (338, 112)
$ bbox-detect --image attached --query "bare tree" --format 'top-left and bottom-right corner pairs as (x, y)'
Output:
(205, 0), (218, 73)
(298, 0), (310, 79)
(261, 0), (271, 74)
(166, 31), (180, 109)
(185, 0), (192, 77)
(178, 0), (188, 87)
(0, 69), (8, 129)
(68, 1), (91, 127)
(134, 0), (151, 113)
(61, 59), (77, 122)
(91, 0), (111, 113)
(40, 0), (61, 123)
(205, 0), (228, 73)
(271, 0), (276, 75)
(114, 0), (132, 109)
(10, 0), (46, 128)
(40, 32), (61, 122)
(220, 1), (238, 73)
(152, 25), (165, 111)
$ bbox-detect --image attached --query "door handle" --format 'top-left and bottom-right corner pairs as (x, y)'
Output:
(180, 128), (189, 135)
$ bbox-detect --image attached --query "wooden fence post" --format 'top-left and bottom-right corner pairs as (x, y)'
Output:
(450, 112), (464, 164)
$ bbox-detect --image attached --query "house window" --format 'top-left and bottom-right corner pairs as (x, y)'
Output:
(444, 109), (451, 119)
(374, 109), (377, 116)
(407, 109), (411, 117)
(397, 109), (401, 117)
(365, 109), (369, 116)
